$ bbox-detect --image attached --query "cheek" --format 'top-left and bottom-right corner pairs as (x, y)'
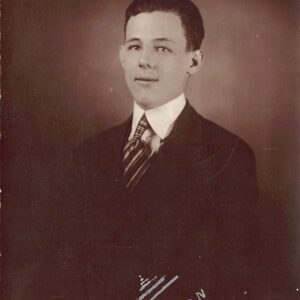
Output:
(121, 54), (134, 72)
(125, 63), (137, 80)
(162, 64), (188, 83)
(160, 56), (188, 74)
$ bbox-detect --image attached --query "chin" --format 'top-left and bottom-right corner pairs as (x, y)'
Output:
(132, 92), (158, 109)
(135, 98), (157, 110)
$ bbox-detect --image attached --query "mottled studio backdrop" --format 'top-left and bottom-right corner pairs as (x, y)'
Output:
(2, 0), (299, 298)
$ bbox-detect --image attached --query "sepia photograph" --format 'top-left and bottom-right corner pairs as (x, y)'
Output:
(2, 0), (299, 299)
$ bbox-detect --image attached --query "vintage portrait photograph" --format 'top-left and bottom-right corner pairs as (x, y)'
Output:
(2, 0), (299, 299)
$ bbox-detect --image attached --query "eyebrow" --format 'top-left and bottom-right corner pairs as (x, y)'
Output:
(125, 38), (141, 43)
(153, 38), (175, 43)
(125, 37), (175, 44)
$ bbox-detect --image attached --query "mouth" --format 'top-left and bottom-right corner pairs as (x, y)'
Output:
(135, 77), (159, 82)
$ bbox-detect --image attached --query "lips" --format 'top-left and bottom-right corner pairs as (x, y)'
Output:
(135, 77), (158, 82)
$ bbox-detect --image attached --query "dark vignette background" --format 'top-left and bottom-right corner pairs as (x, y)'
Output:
(2, 0), (299, 298)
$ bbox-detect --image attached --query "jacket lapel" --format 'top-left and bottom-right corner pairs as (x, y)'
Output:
(94, 117), (131, 193)
(135, 102), (206, 196)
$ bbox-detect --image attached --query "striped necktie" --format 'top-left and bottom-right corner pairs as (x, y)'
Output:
(123, 114), (153, 192)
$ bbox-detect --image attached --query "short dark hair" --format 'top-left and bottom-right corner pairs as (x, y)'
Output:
(125, 0), (205, 51)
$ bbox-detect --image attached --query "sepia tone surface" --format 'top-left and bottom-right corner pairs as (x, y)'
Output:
(2, 0), (299, 298)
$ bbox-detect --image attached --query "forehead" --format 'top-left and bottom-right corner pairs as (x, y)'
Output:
(125, 11), (186, 44)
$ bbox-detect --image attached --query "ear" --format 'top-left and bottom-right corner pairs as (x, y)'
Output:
(187, 50), (203, 75)
(119, 44), (126, 69)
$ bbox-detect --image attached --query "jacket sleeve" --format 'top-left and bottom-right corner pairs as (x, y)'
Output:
(204, 141), (261, 297)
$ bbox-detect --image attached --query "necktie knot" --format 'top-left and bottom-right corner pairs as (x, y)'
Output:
(133, 114), (150, 140)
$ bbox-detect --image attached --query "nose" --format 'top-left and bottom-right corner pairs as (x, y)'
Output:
(138, 49), (155, 69)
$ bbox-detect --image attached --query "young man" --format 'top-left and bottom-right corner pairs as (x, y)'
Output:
(62, 0), (260, 299)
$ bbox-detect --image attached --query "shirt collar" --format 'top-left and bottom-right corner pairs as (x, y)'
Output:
(130, 93), (186, 140)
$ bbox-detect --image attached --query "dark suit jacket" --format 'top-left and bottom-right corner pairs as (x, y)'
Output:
(35, 102), (260, 299)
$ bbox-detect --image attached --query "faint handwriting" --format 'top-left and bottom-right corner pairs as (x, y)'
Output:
(187, 288), (206, 300)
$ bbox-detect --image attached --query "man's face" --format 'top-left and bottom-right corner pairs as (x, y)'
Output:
(120, 11), (200, 110)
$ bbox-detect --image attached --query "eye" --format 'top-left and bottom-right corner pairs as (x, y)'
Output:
(128, 45), (141, 51)
(156, 46), (171, 53)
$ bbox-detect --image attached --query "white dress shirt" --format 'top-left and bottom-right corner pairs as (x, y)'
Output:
(129, 94), (186, 153)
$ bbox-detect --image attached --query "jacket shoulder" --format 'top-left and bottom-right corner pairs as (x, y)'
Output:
(198, 113), (255, 158)
(75, 120), (130, 155)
